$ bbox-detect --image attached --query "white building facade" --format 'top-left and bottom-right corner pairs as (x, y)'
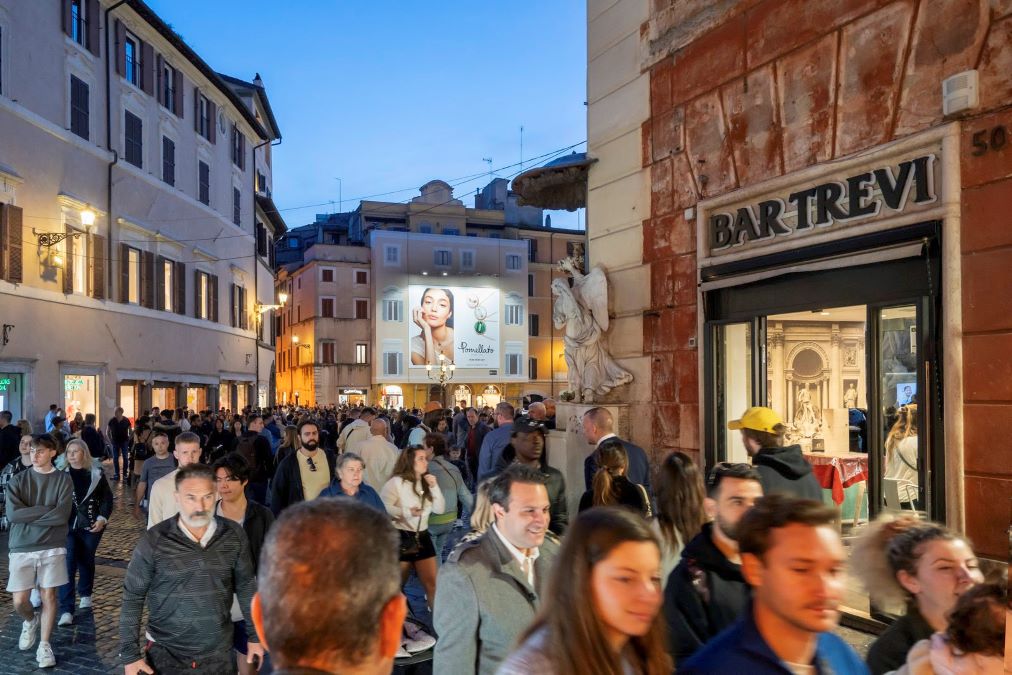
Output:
(0, 0), (283, 427)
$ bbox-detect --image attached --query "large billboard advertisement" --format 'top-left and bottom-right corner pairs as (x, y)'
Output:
(407, 285), (500, 369)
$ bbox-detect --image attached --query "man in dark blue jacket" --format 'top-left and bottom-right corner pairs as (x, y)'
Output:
(680, 494), (867, 675)
(581, 407), (651, 494)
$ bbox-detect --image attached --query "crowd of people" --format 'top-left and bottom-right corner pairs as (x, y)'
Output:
(0, 401), (1006, 673)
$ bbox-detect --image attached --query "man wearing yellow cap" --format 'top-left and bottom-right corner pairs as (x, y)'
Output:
(727, 407), (822, 501)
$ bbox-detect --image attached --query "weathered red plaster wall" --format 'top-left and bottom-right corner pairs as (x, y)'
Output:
(644, 0), (1012, 556)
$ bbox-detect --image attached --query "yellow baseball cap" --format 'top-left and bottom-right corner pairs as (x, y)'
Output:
(727, 407), (783, 433)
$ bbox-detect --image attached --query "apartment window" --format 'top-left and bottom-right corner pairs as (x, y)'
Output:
(230, 283), (248, 329)
(383, 350), (403, 376)
(434, 249), (451, 267)
(320, 297), (335, 318)
(529, 314), (540, 337)
(162, 136), (175, 186)
(198, 161), (210, 205)
(354, 299), (369, 319)
(321, 342), (335, 365)
(505, 300), (524, 326)
(355, 344), (368, 364)
(354, 270), (368, 285)
(529, 357), (538, 380)
(161, 62), (174, 110)
(528, 273), (535, 297)
(127, 247), (140, 304)
(124, 34), (139, 86)
(382, 299), (403, 322)
(461, 250), (475, 270)
(197, 94), (211, 141)
(70, 0), (85, 46)
(505, 253), (522, 271)
(233, 187), (241, 226)
(443, 227), (459, 236)
(124, 110), (142, 167)
(69, 76), (89, 140)
(320, 267), (334, 283)
(525, 238), (537, 262)
(256, 170), (267, 195)
(383, 245), (400, 266)
(505, 352), (523, 377)
(162, 258), (173, 311)
(231, 125), (246, 170)
(419, 223), (432, 234)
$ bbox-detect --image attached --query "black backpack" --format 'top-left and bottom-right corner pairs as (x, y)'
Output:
(235, 433), (260, 472)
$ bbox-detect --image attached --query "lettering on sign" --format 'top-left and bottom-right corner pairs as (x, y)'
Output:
(709, 155), (937, 252)
(65, 377), (85, 391)
(0, 377), (10, 391)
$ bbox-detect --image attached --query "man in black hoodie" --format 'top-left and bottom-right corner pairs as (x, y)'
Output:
(664, 462), (763, 662)
(728, 406), (822, 500)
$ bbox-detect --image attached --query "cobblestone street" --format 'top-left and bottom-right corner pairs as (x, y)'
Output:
(0, 460), (144, 674)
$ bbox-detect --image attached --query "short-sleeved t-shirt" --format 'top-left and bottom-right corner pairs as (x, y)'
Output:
(140, 455), (177, 501)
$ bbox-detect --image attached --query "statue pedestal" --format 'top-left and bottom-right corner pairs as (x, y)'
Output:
(548, 402), (634, 520)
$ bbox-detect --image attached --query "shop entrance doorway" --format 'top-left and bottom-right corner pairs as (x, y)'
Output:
(705, 225), (941, 621)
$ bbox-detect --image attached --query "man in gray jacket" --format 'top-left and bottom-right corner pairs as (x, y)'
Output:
(5, 434), (74, 669)
(433, 464), (560, 675)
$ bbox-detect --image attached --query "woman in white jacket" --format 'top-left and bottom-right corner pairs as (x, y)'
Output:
(380, 446), (446, 610)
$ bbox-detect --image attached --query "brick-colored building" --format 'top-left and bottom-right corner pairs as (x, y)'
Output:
(586, 0), (1012, 575)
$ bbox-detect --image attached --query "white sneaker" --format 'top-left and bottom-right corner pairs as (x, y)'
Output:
(79, 596), (92, 609)
(395, 644), (411, 659)
(58, 612), (74, 626)
(36, 641), (56, 668)
(402, 622), (436, 653)
(19, 614), (39, 650)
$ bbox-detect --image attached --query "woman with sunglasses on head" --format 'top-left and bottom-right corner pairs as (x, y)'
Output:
(499, 507), (672, 675)
(852, 513), (983, 674)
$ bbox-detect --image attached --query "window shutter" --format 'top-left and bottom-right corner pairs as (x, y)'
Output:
(174, 261), (185, 314)
(62, 0), (73, 36)
(141, 250), (154, 308)
(86, 0), (100, 56)
(155, 255), (166, 310)
(90, 233), (105, 299)
(208, 100), (216, 144)
(230, 284), (236, 327)
(210, 274), (219, 322)
(119, 243), (129, 302)
(63, 226), (75, 294)
(173, 69), (184, 117)
(5, 206), (22, 283)
(141, 41), (154, 95)
(0, 205), (6, 280)
(114, 20), (125, 76)
(239, 287), (248, 329)
(193, 87), (200, 133)
(240, 133), (246, 170)
(193, 269), (201, 318)
(155, 54), (164, 106)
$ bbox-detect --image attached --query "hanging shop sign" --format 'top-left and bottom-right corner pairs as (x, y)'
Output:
(708, 154), (937, 252)
(340, 389), (365, 395)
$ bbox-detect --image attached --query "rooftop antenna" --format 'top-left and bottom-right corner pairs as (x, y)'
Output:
(482, 157), (493, 183)
(520, 125), (524, 173)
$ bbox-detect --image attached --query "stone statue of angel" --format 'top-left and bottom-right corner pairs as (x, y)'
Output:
(552, 258), (633, 402)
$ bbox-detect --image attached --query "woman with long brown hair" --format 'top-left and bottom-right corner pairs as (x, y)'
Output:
(578, 439), (650, 516)
(652, 451), (707, 586)
(499, 507), (672, 675)
(884, 404), (920, 509)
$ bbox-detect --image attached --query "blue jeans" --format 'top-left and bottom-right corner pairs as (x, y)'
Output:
(111, 440), (131, 478)
(429, 521), (458, 566)
(59, 528), (103, 613)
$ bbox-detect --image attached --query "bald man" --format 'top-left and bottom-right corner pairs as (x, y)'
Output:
(581, 407), (652, 494)
(358, 419), (399, 491)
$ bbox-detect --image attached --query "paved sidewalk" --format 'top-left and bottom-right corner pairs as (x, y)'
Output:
(0, 460), (144, 674)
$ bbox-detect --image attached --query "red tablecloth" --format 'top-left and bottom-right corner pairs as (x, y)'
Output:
(803, 453), (869, 505)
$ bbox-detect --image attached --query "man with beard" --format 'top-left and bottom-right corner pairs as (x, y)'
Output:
(492, 418), (567, 535)
(679, 495), (864, 674)
(118, 464), (263, 674)
(664, 462), (763, 661)
(270, 420), (337, 516)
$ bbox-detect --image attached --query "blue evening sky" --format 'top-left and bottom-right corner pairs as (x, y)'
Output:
(144, 1), (588, 230)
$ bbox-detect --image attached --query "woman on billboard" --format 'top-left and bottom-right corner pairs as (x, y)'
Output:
(411, 287), (455, 366)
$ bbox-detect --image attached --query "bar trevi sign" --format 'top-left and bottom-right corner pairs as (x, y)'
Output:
(707, 154), (937, 253)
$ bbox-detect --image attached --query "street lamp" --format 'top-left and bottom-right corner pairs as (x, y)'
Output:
(426, 353), (456, 407)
